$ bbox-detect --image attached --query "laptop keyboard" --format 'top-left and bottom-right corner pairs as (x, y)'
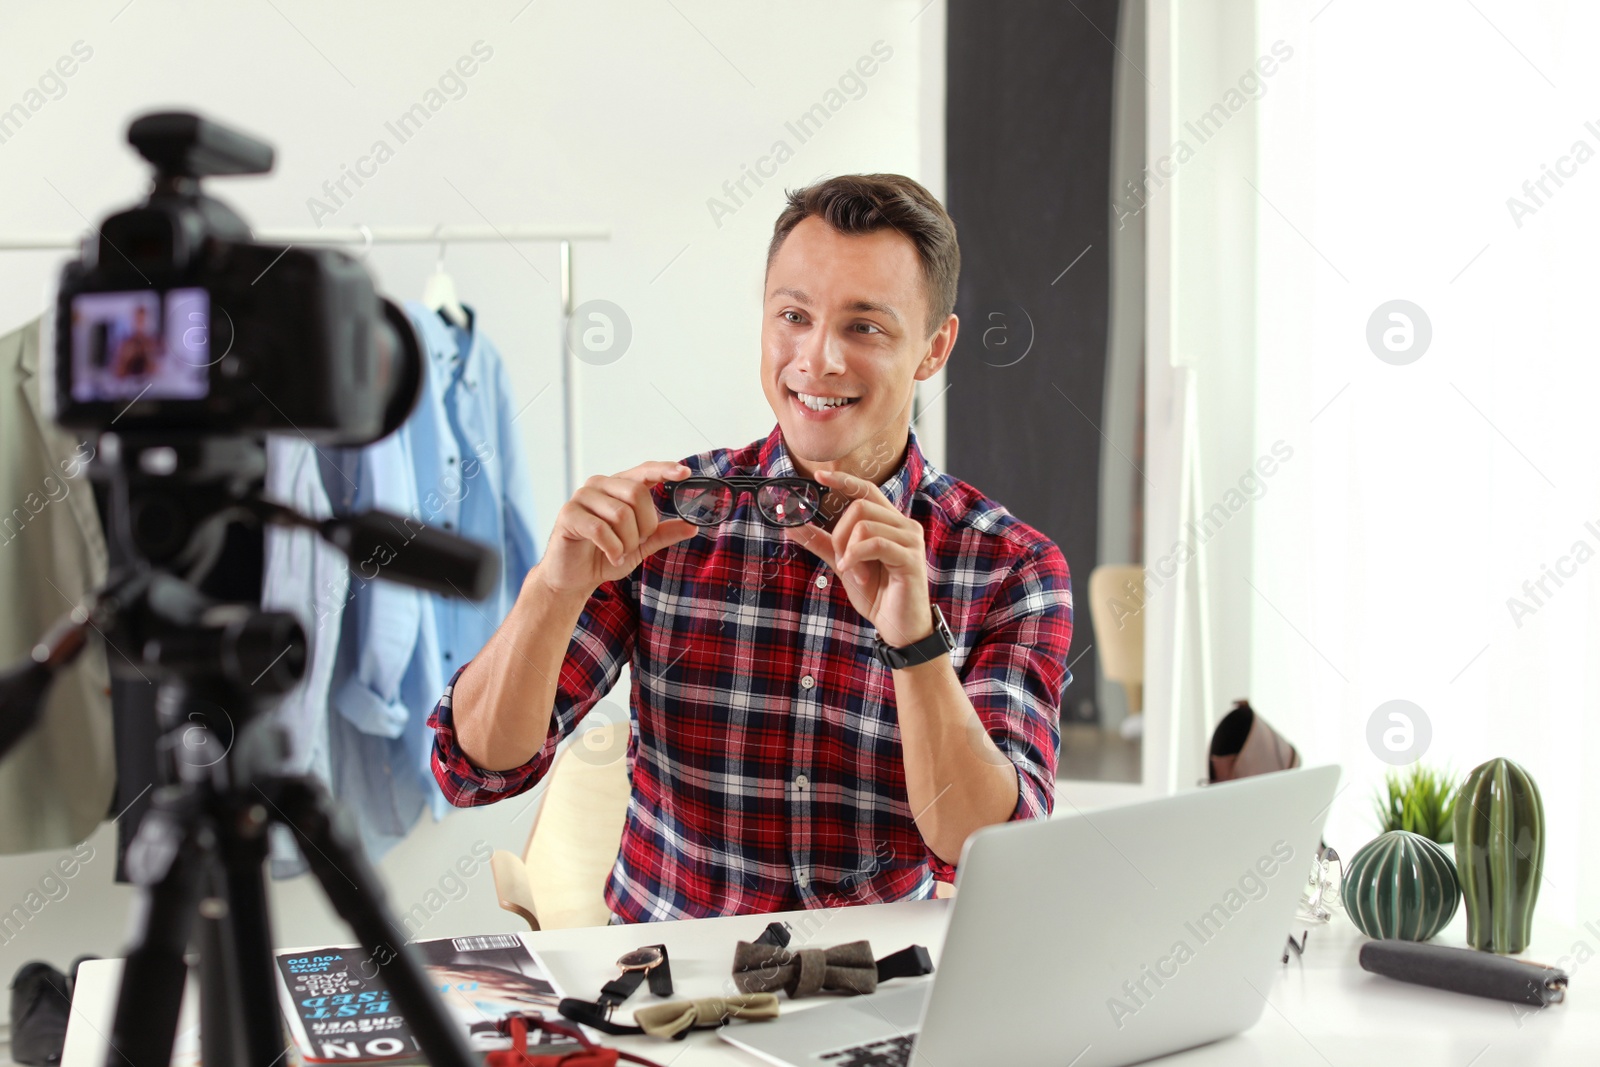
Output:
(818, 1033), (916, 1066)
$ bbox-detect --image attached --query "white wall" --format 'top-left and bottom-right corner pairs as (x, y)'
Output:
(1247, 0), (1600, 923)
(1147, 0), (1600, 937)
(1145, 0), (1600, 927)
(0, 0), (946, 1024)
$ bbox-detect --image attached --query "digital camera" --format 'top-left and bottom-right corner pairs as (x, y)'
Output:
(51, 111), (419, 445)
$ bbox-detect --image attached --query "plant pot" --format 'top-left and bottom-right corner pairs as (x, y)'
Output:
(1341, 830), (1461, 942)
(1453, 757), (1545, 954)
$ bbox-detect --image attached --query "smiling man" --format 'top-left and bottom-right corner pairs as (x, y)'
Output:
(429, 173), (1073, 923)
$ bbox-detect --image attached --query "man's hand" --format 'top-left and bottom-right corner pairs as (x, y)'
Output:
(782, 468), (934, 648)
(536, 461), (700, 598)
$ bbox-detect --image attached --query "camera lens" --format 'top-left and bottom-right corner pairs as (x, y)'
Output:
(372, 297), (424, 443)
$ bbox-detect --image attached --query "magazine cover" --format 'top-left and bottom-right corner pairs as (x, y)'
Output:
(275, 933), (583, 1063)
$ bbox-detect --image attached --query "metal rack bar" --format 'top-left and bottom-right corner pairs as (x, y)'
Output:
(0, 224), (609, 250)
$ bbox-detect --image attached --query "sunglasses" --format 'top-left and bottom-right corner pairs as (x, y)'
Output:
(668, 475), (830, 528)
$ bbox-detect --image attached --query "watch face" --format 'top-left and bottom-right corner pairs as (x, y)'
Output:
(617, 946), (663, 970)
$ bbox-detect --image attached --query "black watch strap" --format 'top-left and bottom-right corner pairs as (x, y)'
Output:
(873, 605), (954, 670)
(559, 997), (644, 1035)
(643, 948), (674, 998)
(597, 967), (649, 1008)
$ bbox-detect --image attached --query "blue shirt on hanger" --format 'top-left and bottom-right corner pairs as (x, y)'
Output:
(403, 301), (541, 686)
(283, 303), (541, 862)
(320, 433), (445, 861)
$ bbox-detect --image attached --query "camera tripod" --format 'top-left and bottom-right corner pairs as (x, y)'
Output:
(111, 638), (474, 1067)
(0, 434), (499, 1067)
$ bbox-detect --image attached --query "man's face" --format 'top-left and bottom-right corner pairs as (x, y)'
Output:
(761, 216), (954, 473)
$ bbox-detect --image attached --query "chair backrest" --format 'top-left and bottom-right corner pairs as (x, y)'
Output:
(517, 719), (632, 929)
(492, 716), (963, 917)
(1087, 564), (1145, 713)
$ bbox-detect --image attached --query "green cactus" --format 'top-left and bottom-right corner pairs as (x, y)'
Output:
(1453, 758), (1545, 954)
(1341, 830), (1461, 942)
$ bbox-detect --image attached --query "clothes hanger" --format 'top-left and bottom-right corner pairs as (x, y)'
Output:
(421, 225), (469, 328)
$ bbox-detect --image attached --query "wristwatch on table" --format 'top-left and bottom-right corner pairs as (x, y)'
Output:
(595, 944), (674, 1014)
(871, 604), (955, 670)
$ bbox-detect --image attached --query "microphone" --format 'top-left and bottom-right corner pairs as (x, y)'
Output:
(318, 509), (500, 601)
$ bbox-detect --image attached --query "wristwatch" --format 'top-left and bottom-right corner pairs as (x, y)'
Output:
(595, 943), (674, 1013)
(872, 604), (955, 670)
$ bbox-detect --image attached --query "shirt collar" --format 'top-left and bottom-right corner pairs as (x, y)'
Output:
(755, 424), (928, 517)
(407, 300), (476, 370)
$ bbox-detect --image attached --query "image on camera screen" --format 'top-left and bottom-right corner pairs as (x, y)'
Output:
(69, 287), (212, 403)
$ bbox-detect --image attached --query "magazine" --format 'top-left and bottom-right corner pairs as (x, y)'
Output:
(274, 933), (583, 1063)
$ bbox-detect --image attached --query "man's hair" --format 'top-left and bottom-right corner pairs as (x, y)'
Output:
(766, 173), (959, 340)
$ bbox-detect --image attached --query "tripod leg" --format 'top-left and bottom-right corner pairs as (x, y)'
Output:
(198, 890), (246, 1067)
(270, 776), (477, 1067)
(213, 803), (296, 1066)
(104, 801), (204, 1067)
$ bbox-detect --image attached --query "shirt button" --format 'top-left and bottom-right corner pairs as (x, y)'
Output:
(795, 774), (809, 790)
(797, 870), (810, 888)
(799, 675), (815, 690)
(815, 574), (828, 589)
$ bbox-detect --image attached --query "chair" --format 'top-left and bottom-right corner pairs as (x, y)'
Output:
(490, 719), (632, 931)
(1087, 564), (1145, 738)
(488, 715), (958, 922)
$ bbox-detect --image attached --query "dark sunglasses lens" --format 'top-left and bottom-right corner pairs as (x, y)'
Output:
(757, 482), (821, 526)
(673, 481), (732, 525)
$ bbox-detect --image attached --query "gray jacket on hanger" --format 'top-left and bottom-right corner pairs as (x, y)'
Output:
(0, 315), (115, 854)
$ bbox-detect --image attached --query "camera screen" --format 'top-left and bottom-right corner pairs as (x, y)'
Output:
(69, 288), (212, 403)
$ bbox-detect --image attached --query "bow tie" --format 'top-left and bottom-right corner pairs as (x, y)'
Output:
(632, 994), (779, 1039)
(731, 939), (934, 999)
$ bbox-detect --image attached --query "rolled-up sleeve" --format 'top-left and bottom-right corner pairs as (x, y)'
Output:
(428, 572), (638, 806)
(925, 540), (1073, 882)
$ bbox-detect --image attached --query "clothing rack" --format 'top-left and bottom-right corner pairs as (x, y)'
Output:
(0, 223), (611, 500)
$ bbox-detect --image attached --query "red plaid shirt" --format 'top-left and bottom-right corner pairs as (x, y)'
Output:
(429, 424), (1072, 922)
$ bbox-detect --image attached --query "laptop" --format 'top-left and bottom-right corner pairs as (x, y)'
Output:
(719, 764), (1341, 1067)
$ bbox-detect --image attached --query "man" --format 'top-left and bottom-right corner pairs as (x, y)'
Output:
(112, 303), (162, 379)
(429, 173), (1073, 923)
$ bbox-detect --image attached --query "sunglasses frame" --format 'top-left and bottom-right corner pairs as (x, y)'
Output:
(669, 475), (831, 528)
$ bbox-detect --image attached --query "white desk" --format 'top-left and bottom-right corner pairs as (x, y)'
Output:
(64, 899), (1596, 1065)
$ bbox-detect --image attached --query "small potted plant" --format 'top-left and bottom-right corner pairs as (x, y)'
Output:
(1372, 764), (1459, 845)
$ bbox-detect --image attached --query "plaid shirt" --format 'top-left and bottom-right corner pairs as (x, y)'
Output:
(428, 424), (1073, 922)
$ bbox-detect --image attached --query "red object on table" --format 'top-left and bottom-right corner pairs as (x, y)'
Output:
(485, 1013), (667, 1067)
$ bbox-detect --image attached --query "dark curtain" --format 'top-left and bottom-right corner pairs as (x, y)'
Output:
(945, 0), (1121, 725)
